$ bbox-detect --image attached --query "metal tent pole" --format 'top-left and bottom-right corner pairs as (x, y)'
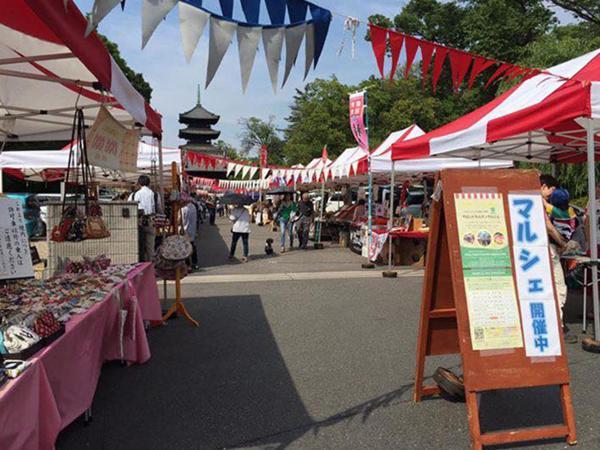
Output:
(318, 177), (325, 244)
(364, 91), (374, 268)
(388, 162), (395, 270)
(158, 138), (165, 213)
(586, 119), (600, 340)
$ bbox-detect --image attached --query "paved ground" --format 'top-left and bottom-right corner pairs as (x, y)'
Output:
(56, 217), (600, 450)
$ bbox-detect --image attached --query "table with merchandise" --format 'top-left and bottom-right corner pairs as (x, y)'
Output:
(0, 261), (161, 450)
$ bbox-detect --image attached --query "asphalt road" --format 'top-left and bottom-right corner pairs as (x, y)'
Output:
(56, 217), (600, 450)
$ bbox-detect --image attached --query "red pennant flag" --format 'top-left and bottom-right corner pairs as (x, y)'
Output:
(419, 41), (435, 88)
(321, 145), (328, 161)
(404, 35), (420, 78)
(505, 66), (527, 82)
(449, 50), (472, 92)
(389, 31), (404, 79)
(432, 47), (449, 93)
(369, 24), (387, 78)
(485, 63), (511, 89)
(467, 56), (495, 89)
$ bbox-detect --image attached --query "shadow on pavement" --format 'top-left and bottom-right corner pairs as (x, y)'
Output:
(56, 295), (311, 450)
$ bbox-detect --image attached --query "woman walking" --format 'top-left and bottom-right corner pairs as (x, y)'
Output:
(229, 204), (251, 262)
(276, 194), (296, 253)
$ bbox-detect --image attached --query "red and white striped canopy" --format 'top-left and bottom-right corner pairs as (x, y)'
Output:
(391, 49), (600, 163)
(0, 0), (162, 141)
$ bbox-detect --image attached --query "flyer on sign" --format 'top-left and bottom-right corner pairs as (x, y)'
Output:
(454, 193), (523, 351)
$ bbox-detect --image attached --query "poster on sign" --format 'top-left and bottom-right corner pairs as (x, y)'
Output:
(0, 198), (34, 280)
(87, 106), (140, 173)
(349, 91), (369, 151)
(508, 194), (561, 357)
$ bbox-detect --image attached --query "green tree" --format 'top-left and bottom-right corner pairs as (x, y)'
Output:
(238, 116), (285, 165)
(548, 1), (600, 27)
(215, 140), (240, 160)
(99, 35), (153, 102)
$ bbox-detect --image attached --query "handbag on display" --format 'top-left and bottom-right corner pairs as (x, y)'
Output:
(86, 201), (110, 239)
(159, 235), (193, 261)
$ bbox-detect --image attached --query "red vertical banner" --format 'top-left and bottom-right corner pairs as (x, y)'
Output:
(349, 91), (369, 151)
(260, 145), (268, 168)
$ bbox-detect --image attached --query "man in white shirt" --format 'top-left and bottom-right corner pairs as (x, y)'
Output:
(228, 205), (251, 262)
(129, 175), (156, 262)
(182, 197), (199, 270)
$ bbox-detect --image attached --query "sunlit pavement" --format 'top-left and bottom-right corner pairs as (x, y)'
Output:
(56, 217), (600, 449)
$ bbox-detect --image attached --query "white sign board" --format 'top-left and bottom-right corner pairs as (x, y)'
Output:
(508, 194), (561, 357)
(0, 198), (34, 280)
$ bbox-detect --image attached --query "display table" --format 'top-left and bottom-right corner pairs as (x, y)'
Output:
(0, 263), (161, 450)
(378, 229), (429, 266)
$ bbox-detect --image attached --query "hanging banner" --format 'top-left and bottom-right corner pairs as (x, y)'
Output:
(87, 106), (139, 173)
(260, 145), (268, 168)
(508, 194), (561, 357)
(349, 91), (368, 151)
(369, 231), (388, 262)
(454, 192), (523, 351)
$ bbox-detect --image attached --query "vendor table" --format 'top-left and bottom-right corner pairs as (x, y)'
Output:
(377, 229), (429, 266)
(0, 263), (161, 450)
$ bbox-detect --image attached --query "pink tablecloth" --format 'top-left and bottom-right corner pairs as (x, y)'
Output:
(0, 263), (161, 450)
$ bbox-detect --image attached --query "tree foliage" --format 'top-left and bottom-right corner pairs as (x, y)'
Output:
(548, 0), (600, 27)
(238, 116), (285, 165)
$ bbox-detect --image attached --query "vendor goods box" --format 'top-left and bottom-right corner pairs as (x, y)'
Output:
(45, 202), (139, 276)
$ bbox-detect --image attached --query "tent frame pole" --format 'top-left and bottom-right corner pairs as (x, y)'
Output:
(158, 137), (164, 213)
(586, 119), (600, 340)
(388, 162), (395, 270)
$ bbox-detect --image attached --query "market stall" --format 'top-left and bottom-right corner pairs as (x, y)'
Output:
(0, 2), (165, 448)
(391, 48), (600, 338)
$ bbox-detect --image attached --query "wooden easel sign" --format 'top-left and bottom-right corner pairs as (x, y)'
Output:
(414, 169), (576, 450)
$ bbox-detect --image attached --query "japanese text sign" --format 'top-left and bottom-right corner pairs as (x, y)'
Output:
(508, 194), (561, 357)
(349, 91), (369, 151)
(0, 198), (34, 280)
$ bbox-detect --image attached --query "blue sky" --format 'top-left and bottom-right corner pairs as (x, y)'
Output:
(75, 0), (575, 150)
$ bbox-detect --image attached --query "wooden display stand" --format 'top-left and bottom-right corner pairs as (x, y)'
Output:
(162, 162), (199, 327)
(414, 169), (576, 449)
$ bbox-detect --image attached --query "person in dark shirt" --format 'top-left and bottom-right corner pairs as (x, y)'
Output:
(296, 193), (314, 249)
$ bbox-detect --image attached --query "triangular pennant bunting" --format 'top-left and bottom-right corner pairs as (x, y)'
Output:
(419, 40), (435, 87)
(86, 0), (122, 36)
(206, 16), (237, 88)
(389, 32), (403, 80)
(485, 63), (511, 88)
(241, 0), (260, 24)
(309, 4), (331, 68)
(282, 23), (307, 87)
(219, 0), (233, 18)
(304, 23), (315, 80)
(242, 165), (251, 179)
(287, 0), (308, 23)
(237, 25), (262, 92)
(449, 50), (472, 91)
(249, 166), (258, 179)
(468, 56), (495, 89)
(265, 0), (286, 24)
(262, 27), (285, 93)
(179, 2), (210, 63)
(142, 0), (178, 49)
(432, 47), (448, 94)
(369, 24), (387, 78)
(403, 35), (420, 78)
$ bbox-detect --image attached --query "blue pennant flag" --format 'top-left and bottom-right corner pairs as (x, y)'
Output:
(309, 4), (331, 67)
(287, 0), (308, 23)
(265, 0), (286, 24)
(241, 0), (261, 24)
(219, 0), (234, 18)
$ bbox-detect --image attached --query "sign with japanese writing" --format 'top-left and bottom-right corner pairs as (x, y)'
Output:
(0, 198), (34, 280)
(509, 194), (561, 357)
(455, 193), (523, 351)
(87, 106), (140, 173)
(349, 91), (369, 151)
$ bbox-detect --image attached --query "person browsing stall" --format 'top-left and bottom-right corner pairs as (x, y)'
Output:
(276, 194), (296, 253)
(129, 175), (157, 262)
(540, 174), (577, 343)
(296, 193), (314, 249)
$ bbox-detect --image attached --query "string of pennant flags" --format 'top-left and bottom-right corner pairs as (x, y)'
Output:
(85, 0), (332, 92)
(367, 24), (549, 93)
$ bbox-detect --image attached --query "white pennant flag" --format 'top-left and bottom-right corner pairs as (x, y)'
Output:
(351, 161), (359, 176)
(282, 23), (306, 87)
(262, 27), (285, 93)
(307, 169), (315, 182)
(261, 168), (269, 180)
(304, 23), (315, 80)
(206, 17), (237, 88)
(179, 2), (210, 63)
(237, 25), (262, 93)
(142, 0), (178, 49)
(242, 165), (251, 179)
(249, 166), (258, 179)
(85, 0), (121, 36)
(234, 164), (243, 177)
(301, 170), (309, 182)
(227, 162), (235, 176)
(315, 167), (323, 180)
